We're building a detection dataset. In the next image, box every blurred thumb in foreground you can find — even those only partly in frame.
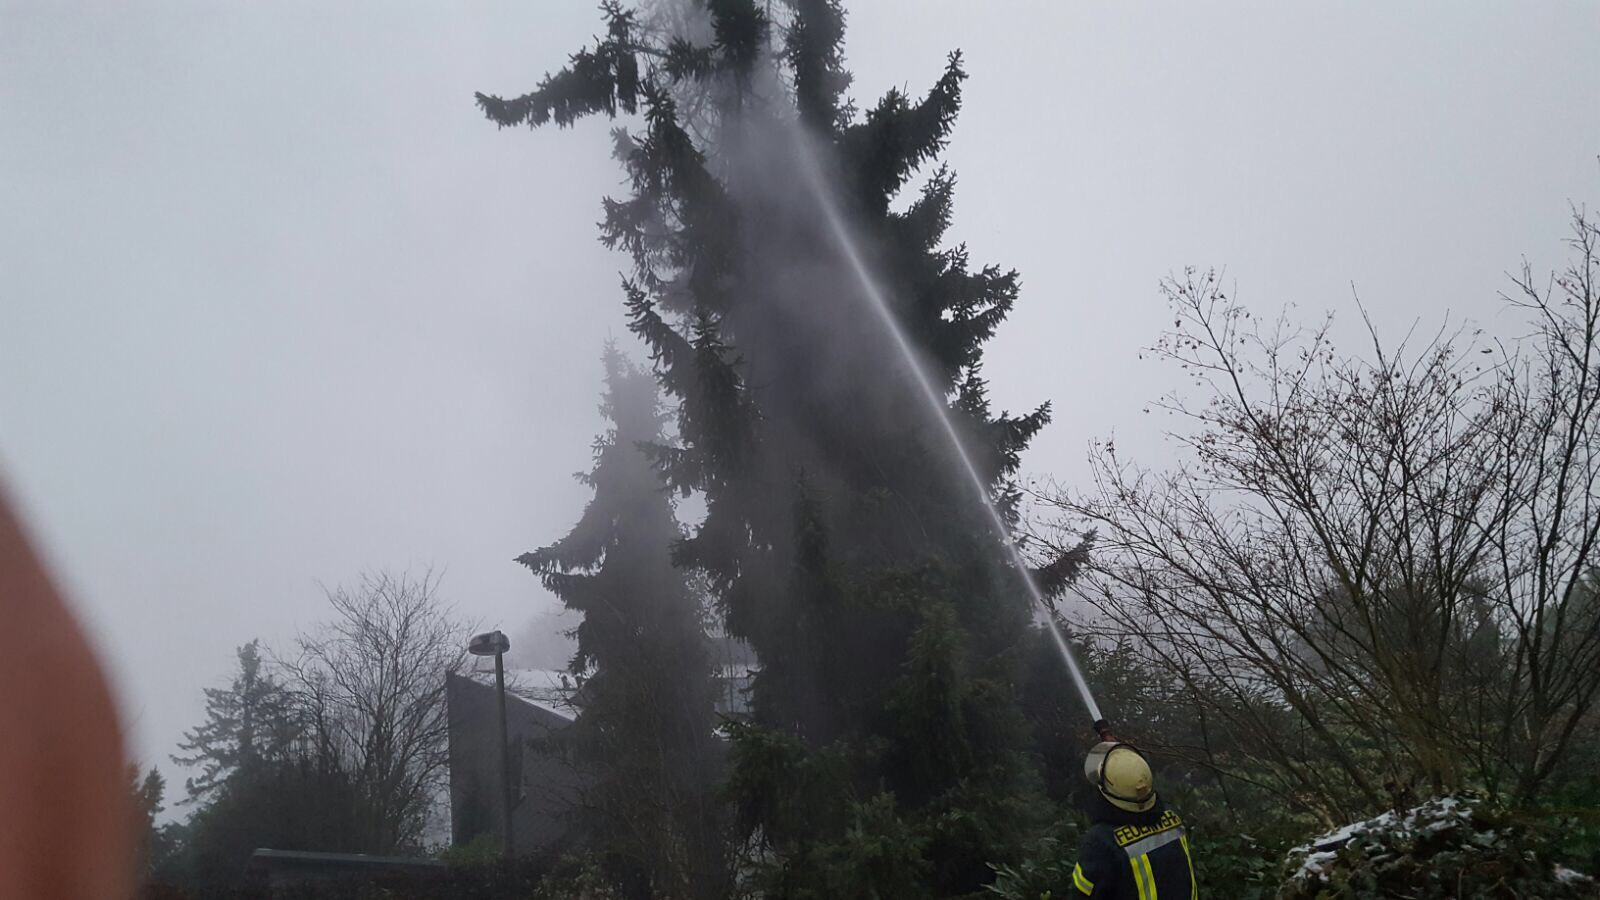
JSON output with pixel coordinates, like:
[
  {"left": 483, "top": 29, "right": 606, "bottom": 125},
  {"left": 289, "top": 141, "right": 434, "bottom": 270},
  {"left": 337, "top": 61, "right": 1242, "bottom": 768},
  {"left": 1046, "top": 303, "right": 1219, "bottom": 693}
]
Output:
[{"left": 0, "top": 487, "right": 133, "bottom": 900}]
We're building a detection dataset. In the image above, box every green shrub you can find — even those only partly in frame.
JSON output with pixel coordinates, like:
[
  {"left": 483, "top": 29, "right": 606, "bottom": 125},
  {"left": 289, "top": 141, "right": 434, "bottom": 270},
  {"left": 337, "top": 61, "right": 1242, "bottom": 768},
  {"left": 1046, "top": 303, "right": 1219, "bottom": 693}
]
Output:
[
  {"left": 1188, "top": 830, "right": 1280, "bottom": 900},
  {"left": 984, "top": 818, "right": 1084, "bottom": 900},
  {"left": 1526, "top": 810, "right": 1600, "bottom": 883},
  {"left": 436, "top": 833, "right": 502, "bottom": 867}
]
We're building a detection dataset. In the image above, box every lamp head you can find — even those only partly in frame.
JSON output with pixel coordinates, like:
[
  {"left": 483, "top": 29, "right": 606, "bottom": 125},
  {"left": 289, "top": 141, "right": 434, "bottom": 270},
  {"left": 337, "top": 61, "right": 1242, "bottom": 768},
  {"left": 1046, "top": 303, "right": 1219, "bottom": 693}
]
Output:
[{"left": 468, "top": 630, "right": 510, "bottom": 657}]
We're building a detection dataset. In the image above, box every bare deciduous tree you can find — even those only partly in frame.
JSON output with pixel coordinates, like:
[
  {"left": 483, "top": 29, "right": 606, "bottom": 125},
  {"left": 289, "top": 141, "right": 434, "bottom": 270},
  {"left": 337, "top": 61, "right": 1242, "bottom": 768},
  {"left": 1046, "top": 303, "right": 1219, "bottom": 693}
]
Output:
[
  {"left": 1040, "top": 207, "right": 1600, "bottom": 821},
  {"left": 280, "top": 569, "right": 470, "bottom": 852}
]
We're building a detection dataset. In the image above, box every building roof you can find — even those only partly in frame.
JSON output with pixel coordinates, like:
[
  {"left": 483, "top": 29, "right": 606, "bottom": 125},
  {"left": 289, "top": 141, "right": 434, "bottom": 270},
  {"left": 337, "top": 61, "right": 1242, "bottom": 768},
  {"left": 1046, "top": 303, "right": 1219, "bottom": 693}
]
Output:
[
  {"left": 458, "top": 667, "right": 577, "bottom": 722},
  {"left": 248, "top": 849, "right": 445, "bottom": 871}
]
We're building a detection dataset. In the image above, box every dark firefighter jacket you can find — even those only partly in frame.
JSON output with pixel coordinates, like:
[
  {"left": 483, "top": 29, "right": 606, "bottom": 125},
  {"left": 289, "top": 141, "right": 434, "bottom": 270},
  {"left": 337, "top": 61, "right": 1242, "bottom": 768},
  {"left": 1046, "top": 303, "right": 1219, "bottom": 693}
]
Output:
[{"left": 1070, "top": 794, "right": 1197, "bottom": 899}]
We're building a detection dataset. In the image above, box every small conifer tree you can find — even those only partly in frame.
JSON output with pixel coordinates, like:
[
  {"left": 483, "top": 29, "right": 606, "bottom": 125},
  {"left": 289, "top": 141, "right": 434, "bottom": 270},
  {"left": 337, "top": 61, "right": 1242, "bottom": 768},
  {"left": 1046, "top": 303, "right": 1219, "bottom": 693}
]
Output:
[{"left": 520, "top": 346, "right": 726, "bottom": 898}]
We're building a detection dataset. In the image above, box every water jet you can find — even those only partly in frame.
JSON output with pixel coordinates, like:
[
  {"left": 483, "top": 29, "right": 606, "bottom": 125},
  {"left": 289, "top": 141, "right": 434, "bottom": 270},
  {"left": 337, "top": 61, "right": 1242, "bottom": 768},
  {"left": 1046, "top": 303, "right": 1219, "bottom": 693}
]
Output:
[{"left": 789, "top": 133, "right": 1107, "bottom": 736}]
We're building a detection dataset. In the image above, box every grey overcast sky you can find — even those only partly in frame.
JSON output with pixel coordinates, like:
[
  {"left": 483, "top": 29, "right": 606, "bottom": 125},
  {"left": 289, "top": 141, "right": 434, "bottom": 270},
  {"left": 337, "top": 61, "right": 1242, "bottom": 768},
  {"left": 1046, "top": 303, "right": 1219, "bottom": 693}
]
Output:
[{"left": 4, "top": 2, "right": 1598, "bottom": 776}]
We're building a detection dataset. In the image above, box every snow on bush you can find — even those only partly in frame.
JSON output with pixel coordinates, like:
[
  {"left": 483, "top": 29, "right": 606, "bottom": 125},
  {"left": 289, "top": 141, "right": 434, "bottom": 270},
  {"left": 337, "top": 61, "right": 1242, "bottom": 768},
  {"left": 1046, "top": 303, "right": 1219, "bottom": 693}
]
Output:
[{"left": 1279, "top": 796, "right": 1597, "bottom": 899}]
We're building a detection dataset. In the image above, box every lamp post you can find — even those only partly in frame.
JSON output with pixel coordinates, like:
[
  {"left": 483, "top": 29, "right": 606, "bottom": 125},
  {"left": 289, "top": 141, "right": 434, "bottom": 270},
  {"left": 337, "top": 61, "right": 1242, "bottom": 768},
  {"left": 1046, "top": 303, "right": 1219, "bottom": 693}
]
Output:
[{"left": 468, "top": 630, "right": 513, "bottom": 858}]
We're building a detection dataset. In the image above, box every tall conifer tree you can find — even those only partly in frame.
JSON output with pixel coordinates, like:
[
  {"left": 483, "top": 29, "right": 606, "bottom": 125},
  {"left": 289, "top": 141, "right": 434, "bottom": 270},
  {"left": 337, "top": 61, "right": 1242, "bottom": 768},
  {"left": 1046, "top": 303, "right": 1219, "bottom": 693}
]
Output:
[
  {"left": 519, "top": 347, "right": 725, "bottom": 898},
  {"left": 483, "top": 3, "right": 1067, "bottom": 893}
]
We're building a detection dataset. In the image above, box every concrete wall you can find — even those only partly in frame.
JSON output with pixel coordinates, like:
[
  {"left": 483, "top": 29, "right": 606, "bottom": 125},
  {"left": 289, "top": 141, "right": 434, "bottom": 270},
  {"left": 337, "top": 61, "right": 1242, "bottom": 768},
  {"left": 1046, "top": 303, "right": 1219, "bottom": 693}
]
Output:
[{"left": 446, "top": 673, "right": 585, "bottom": 855}]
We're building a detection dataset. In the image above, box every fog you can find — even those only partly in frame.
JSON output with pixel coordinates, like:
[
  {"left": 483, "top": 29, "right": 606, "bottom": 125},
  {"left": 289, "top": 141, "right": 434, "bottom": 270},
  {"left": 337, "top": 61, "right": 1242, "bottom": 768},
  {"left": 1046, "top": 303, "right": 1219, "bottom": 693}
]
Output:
[{"left": 4, "top": 0, "right": 1598, "bottom": 790}]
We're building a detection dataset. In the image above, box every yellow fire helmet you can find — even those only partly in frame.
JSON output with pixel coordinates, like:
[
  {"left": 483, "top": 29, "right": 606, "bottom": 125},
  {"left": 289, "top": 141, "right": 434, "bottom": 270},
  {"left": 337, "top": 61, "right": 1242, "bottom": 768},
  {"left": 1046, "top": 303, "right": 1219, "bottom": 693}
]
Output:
[{"left": 1083, "top": 741, "right": 1157, "bottom": 813}]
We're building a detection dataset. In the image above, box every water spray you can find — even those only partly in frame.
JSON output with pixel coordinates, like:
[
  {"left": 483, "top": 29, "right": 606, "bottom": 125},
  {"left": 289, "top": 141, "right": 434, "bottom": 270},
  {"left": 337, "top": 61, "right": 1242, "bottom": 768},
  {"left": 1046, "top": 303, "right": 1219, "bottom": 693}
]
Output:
[{"left": 790, "top": 136, "right": 1109, "bottom": 740}]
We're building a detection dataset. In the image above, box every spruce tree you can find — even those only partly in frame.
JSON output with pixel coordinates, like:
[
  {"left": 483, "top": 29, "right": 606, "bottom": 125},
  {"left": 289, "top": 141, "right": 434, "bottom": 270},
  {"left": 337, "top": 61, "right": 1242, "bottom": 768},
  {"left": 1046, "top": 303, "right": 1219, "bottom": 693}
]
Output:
[
  {"left": 482, "top": 3, "right": 1065, "bottom": 893},
  {"left": 519, "top": 346, "right": 725, "bottom": 899},
  {"left": 172, "top": 640, "right": 299, "bottom": 802},
  {"left": 128, "top": 764, "right": 179, "bottom": 879}
]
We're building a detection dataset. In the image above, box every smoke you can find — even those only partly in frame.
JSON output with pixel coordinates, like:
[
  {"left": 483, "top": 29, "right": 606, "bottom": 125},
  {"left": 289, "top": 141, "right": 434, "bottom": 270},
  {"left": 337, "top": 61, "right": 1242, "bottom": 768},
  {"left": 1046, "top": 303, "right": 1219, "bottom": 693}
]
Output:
[
  {"left": 506, "top": 605, "right": 579, "bottom": 671},
  {"left": 697, "top": 109, "right": 996, "bottom": 579},
  {"left": 670, "top": 23, "right": 1102, "bottom": 720},
  {"left": 639, "top": 3, "right": 935, "bottom": 475}
]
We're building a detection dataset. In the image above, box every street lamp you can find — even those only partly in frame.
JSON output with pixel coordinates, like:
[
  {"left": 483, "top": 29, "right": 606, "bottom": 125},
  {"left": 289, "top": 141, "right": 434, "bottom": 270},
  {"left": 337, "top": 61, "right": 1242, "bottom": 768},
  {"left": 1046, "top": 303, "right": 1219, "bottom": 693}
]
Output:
[{"left": 468, "top": 630, "right": 513, "bottom": 858}]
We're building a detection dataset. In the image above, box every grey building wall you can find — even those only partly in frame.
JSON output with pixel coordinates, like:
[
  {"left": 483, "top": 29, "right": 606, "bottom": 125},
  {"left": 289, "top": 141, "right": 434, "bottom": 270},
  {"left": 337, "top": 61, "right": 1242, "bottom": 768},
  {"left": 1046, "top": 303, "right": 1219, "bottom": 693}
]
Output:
[{"left": 446, "top": 673, "right": 584, "bottom": 855}]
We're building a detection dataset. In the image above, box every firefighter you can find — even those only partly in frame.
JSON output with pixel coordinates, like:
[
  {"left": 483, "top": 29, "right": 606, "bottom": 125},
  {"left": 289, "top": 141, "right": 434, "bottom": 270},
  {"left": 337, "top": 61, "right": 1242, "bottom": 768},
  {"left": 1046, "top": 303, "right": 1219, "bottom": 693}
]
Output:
[{"left": 1070, "top": 741, "right": 1197, "bottom": 899}]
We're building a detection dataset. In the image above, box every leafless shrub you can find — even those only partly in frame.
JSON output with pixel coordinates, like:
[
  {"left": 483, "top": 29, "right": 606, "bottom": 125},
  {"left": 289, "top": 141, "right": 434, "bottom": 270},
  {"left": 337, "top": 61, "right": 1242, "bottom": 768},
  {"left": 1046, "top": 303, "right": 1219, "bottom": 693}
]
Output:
[
  {"left": 1039, "top": 207, "right": 1600, "bottom": 821},
  {"left": 279, "top": 569, "right": 471, "bottom": 851}
]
